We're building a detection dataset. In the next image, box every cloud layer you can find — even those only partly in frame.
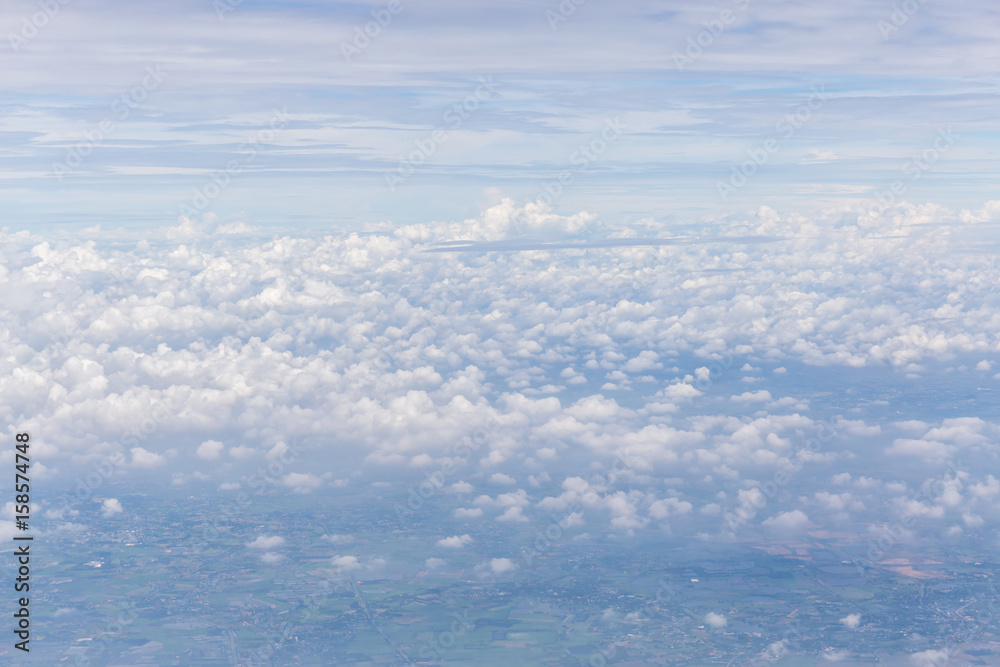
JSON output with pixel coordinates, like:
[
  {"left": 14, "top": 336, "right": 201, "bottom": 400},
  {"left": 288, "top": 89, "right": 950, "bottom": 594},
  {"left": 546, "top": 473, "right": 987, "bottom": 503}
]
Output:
[
  {"left": 1, "top": 1, "right": 997, "bottom": 226},
  {"left": 2, "top": 200, "right": 999, "bottom": 551}
]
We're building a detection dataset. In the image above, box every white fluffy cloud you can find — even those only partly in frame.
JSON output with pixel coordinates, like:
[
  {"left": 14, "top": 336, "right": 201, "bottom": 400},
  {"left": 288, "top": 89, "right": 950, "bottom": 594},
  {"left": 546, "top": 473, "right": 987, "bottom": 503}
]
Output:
[
  {"left": 1, "top": 201, "right": 998, "bottom": 547},
  {"left": 496, "top": 506, "right": 529, "bottom": 523},
  {"left": 331, "top": 555, "right": 361, "bottom": 571},
  {"left": 454, "top": 507, "right": 483, "bottom": 518},
  {"left": 101, "top": 498, "right": 123, "bottom": 517},
  {"left": 909, "top": 649, "right": 951, "bottom": 666},
  {"left": 705, "top": 612, "right": 727, "bottom": 628},
  {"left": 197, "top": 440, "right": 225, "bottom": 460},
  {"left": 247, "top": 535, "right": 285, "bottom": 549},
  {"left": 731, "top": 390, "right": 772, "bottom": 403},
  {"left": 486, "top": 558, "right": 516, "bottom": 574},
  {"left": 130, "top": 448, "right": 165, "bottom": 469},
  {"left": 437, "top": 534, "right": 473, "bottom": 548},
  {"left": 839, "top": 613, "right": 861, "bottom": 629},
  {"left": 762, "top": 510, "right": 810, "bottom": 533},
  {"left": 283, "top": 473, "right": 323, "bottom": 493}
]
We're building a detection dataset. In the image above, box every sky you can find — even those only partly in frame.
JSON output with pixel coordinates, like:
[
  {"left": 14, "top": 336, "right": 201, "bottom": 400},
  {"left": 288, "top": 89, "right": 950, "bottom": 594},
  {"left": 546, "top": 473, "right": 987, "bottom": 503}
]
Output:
[
  {"left": 1, "top": 0, "right": 1000, "bottom": 551},
  {"left": 0, "top": 0, "right": 997, "bottom": 230},
  {"left": 2, "top": 4, "right": 1000, "bottom": 662}
]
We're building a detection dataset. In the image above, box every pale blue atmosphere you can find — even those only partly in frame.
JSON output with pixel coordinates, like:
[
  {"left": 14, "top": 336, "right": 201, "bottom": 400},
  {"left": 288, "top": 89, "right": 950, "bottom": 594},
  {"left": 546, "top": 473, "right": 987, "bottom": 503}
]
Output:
[{"left": 1, "top": 0, "right": 997, "bottom": 229}]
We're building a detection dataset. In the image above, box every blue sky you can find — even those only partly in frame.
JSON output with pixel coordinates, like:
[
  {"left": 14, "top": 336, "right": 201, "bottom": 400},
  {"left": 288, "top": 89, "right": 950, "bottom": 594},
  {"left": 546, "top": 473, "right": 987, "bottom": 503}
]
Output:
[{"left": 1, "top": 0, "right": 997, "bottom": 231}]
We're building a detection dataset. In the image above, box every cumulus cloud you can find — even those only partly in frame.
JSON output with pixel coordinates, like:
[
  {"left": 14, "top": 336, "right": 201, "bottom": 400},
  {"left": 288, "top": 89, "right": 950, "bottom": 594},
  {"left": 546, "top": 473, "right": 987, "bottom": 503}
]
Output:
[
  {"left": 331, "top": 555, "right": 361, "bottom": 571},
  {"left": 731, "top": 390, "right": 772, "bottom": 403},
  {"left": 496, "top": 506, "right": 529, "bottom": 522},
  {"left": 705, "top": 612, "right": 727, "bottom": 628},
  {"left": 130, "top": 448, "right": 165, "bottom": 469},
  {"left": 454, "top": 507, "right": 483, "bottom": 518},
  {"left": 909, "top": 649, "right": 950, "bottom": 666},
  {"left": 839, "top": 613, "right": 861, "bottom": 629},
  {"left": 197, "top": 440, "right": 225, "bottom": 460},
  {"left": 887, "top": 439, "right": 953, "bottom": 461},
  {"left": 228, "top": 446, "right": 255, "bottom": 460},
  {"left": 44, "top": 506, "right": 77, "bottom": 521},
  {"left": 649, "top": 497, "right": 693, "bottom": 519},
  {"left": 1, "top": 202, "right": 999, "bottom": 551},
  {"left": 282, "top": 473, "right": 323, "bottom": 493},
  {"left": 762, "top": 510, "right": 810, "bottom": 533},
  {"left": 101, "top": 498, "right": 123, "bottom": 517},
  {"left": 437, "top": 534, "right": 473, "bottom": 548},
  {"left": 247, "top": 535, "right": 285, "bottom": 549},
  {"left": 486, "top": 558, "right": 515, "bottom": 574}
]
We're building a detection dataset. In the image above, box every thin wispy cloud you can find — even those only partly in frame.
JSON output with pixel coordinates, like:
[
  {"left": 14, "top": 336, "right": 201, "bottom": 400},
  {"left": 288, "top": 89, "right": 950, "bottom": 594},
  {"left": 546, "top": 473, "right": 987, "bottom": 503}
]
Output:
[{"left": 0, "top": 0, "right": 995, "bottom": 228}]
